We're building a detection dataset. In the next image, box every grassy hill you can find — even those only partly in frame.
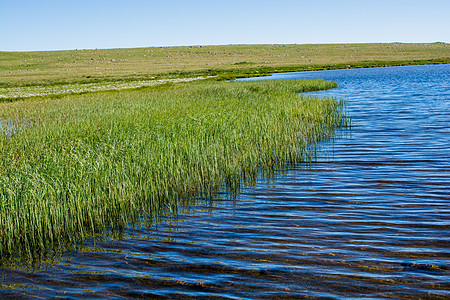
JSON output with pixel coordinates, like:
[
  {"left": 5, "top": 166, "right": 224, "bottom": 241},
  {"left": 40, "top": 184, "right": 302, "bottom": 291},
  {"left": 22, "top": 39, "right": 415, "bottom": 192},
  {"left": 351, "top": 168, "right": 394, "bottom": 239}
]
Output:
[{"left": 1, "top": 43, "right": 449, "bottom": 88}]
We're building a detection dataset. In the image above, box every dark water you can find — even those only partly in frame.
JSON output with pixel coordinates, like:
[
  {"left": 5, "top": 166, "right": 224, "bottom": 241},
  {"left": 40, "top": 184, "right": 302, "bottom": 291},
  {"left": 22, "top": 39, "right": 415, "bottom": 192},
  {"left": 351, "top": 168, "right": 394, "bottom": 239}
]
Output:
[{"left": 1, "top": 64, "right": 449, "bottom": 299}]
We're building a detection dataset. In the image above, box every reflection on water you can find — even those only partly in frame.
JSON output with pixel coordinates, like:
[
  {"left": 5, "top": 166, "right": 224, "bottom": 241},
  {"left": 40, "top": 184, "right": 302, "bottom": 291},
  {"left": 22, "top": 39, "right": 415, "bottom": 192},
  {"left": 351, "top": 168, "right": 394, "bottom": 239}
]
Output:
[
  {"left": 0, "top": 119, "right": 25, "bottom": 135},
  {"left": 1, "top": 64, "right": 449, "bottom": 299},
  {"left": 0, "top": 120, "right": 12, "bottom": 135}
]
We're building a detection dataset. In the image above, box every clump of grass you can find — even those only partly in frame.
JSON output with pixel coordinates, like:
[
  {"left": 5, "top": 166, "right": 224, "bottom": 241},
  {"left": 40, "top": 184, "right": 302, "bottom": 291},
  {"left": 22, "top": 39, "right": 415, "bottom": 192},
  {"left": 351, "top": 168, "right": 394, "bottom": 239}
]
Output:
[{"left": 0, "top": 78, "right": 346, "bottom": 261}]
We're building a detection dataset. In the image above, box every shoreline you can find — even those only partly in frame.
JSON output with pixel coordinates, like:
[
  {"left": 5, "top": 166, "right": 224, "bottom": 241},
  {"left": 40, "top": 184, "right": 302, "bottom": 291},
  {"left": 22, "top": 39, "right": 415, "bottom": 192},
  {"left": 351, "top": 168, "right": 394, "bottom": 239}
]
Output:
[
  {"left": 0, "top": 79, "right": 346, "bottom": 260},
  {"left": 215, "top": 59, "right": 450, "bottom": 80},
  {"left": 1, "top": 61, "right": 449, "bottom": 101},
  {"left": 2, "top": 43, "right": 449, "bottom": 91}
]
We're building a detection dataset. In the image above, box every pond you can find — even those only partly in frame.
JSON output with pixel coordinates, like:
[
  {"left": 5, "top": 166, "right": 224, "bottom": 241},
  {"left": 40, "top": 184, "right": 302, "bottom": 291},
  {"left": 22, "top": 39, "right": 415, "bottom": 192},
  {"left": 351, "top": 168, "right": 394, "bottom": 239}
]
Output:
[{"left": 1, "top": 64, "right": 449, "bottom": 299}]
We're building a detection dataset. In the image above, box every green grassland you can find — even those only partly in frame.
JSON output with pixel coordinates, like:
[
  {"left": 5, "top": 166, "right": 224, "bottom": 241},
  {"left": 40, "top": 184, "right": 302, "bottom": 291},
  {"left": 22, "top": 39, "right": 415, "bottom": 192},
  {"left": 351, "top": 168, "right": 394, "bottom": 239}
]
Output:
[
  {"left": 0, "top": 78, "right": 345, "bottom": 259},
  {"left": 1, "top": 43, "right": 449, "bottom": 88}
]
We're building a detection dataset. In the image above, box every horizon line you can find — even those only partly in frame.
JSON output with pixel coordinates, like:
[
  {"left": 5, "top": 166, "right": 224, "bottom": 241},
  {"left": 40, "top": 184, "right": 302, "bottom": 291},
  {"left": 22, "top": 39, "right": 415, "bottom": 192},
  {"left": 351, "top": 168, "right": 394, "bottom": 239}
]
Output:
[{"left": 2, "top": 41, "right": 449, "bottom": 53}]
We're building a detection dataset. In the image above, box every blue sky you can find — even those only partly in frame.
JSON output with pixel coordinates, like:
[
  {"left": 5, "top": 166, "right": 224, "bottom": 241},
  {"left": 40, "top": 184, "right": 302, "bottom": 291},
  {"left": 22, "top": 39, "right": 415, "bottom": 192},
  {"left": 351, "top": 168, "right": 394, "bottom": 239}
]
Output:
[{"left": 1, "top": 0, "right": 449, "bottom": 51}]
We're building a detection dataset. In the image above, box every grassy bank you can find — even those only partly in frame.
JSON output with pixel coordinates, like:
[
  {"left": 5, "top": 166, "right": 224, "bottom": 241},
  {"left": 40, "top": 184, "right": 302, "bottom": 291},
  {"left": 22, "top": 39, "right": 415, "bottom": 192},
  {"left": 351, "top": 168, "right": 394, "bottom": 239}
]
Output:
[
  {"left": 0, "top": 76, "right": 212, "bottom": 101},
  {"left": 1, "top": 43, "right": 449, "bottom": 88},
  {"left": 0, "top": 79, "right": 346, "bottom": 260}
]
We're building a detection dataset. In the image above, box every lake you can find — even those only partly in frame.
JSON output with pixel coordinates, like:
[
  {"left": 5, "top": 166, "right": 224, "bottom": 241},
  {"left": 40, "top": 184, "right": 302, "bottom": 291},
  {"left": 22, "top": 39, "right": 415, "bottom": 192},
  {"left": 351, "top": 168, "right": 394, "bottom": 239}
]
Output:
[{"left": 1, "top": 64, "right": 449, "bottom": 299}]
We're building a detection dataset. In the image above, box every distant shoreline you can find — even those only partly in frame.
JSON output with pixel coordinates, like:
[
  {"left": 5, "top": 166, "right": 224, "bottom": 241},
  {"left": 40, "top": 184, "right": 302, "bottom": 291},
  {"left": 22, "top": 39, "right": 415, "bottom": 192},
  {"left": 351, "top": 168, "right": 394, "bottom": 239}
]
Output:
[
  {"left": 226, "top": 59, "right": 450, "bottom": 80},
  {"left": 1, "top": 43, "right": 448, "bottom": 90},
  {"left": 1, "top": 61, "right": 448, "bottom": 102}
]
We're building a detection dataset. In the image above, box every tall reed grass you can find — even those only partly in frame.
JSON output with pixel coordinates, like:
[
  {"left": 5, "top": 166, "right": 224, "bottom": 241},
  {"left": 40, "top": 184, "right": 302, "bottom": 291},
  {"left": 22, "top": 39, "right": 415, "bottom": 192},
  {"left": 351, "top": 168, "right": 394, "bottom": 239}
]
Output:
[{"left": 0, "top": 79, "right": 346, "bottom": 260}]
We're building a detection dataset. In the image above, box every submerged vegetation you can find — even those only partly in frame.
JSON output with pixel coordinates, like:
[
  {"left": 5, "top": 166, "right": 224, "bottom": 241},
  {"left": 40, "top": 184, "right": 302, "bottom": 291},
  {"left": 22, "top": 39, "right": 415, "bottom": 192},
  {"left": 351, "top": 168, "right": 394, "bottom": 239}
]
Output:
[{"left": 0, "top": 79, "right": 346, "bottom": 260}]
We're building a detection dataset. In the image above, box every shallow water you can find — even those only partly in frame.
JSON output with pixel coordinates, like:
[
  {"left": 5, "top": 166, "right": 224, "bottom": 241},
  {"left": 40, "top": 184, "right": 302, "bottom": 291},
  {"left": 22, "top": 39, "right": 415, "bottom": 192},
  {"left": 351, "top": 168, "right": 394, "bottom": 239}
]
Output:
[
  {"left": 0, "top": 120, "right": 12, "bottom": 134},
  {"left": 1, "top": 64, "right": 449, "bottom": 299},
  {"left": 0, "top": 119, "right": 23, "bottom": 135}
]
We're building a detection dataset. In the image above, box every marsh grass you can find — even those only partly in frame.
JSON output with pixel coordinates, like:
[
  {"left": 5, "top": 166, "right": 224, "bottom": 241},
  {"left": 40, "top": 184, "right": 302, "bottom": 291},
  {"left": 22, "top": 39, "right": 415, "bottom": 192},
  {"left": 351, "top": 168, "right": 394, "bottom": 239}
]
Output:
[{"left": 0, "top": 79, "right": 346, "bottom": 261}]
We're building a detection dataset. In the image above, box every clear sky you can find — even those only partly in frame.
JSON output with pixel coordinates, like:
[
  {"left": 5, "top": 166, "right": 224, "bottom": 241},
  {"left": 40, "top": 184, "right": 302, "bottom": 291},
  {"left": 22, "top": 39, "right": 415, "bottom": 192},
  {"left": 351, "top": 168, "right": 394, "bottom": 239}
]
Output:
[{"left": 1, "top": 0, "right": 449, "bottom": 51}]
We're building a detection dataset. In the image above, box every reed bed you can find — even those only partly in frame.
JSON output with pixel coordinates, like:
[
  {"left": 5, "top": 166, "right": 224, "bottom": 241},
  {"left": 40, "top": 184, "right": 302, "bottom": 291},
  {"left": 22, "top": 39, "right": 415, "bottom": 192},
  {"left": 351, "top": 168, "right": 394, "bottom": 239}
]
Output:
[{"left": 0, "top": 78, "right": 346, "bottom": 260}]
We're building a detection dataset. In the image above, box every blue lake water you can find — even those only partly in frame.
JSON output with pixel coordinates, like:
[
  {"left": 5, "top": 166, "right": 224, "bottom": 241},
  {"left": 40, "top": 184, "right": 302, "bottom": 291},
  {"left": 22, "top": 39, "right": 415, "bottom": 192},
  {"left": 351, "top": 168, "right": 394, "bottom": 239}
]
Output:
[{"left": 1, "top": 64, "right": 449, "bottom": 299}]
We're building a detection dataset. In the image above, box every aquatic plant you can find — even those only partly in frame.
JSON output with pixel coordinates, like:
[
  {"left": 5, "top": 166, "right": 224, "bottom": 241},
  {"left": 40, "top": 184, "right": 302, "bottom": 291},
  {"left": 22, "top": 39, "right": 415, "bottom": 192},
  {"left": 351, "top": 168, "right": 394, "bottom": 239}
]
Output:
[{"left": 0, "top": 78, "right": 346, "bottom": 260}]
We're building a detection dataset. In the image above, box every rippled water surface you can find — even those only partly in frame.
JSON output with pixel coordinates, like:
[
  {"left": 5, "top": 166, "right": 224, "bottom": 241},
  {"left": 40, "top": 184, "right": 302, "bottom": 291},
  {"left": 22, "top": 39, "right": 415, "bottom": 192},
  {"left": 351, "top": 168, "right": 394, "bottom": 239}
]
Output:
[{"left": 1, "top": 64, "right": 449, "bottom": 299}]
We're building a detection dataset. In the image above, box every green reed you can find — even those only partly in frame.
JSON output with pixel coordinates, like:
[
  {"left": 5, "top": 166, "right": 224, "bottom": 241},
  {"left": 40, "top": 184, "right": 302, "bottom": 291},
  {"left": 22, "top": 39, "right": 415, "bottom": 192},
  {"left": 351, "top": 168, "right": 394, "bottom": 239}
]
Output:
[{"left": 0, "top": 78, "right": 346, "bottom": 260}]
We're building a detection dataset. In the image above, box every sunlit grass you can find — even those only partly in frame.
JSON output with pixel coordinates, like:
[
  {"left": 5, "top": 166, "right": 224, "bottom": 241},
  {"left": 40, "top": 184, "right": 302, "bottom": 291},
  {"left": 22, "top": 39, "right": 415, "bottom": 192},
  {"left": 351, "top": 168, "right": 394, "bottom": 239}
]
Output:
[
  {"left": 0, "top": 78, "right": 346, "bottom": 260},
  {"left": 1, "top": 43, "right": 448, "bottom": 88},
  {"left": 0, "top": 76, "right": 211, "bottom": 100}
]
